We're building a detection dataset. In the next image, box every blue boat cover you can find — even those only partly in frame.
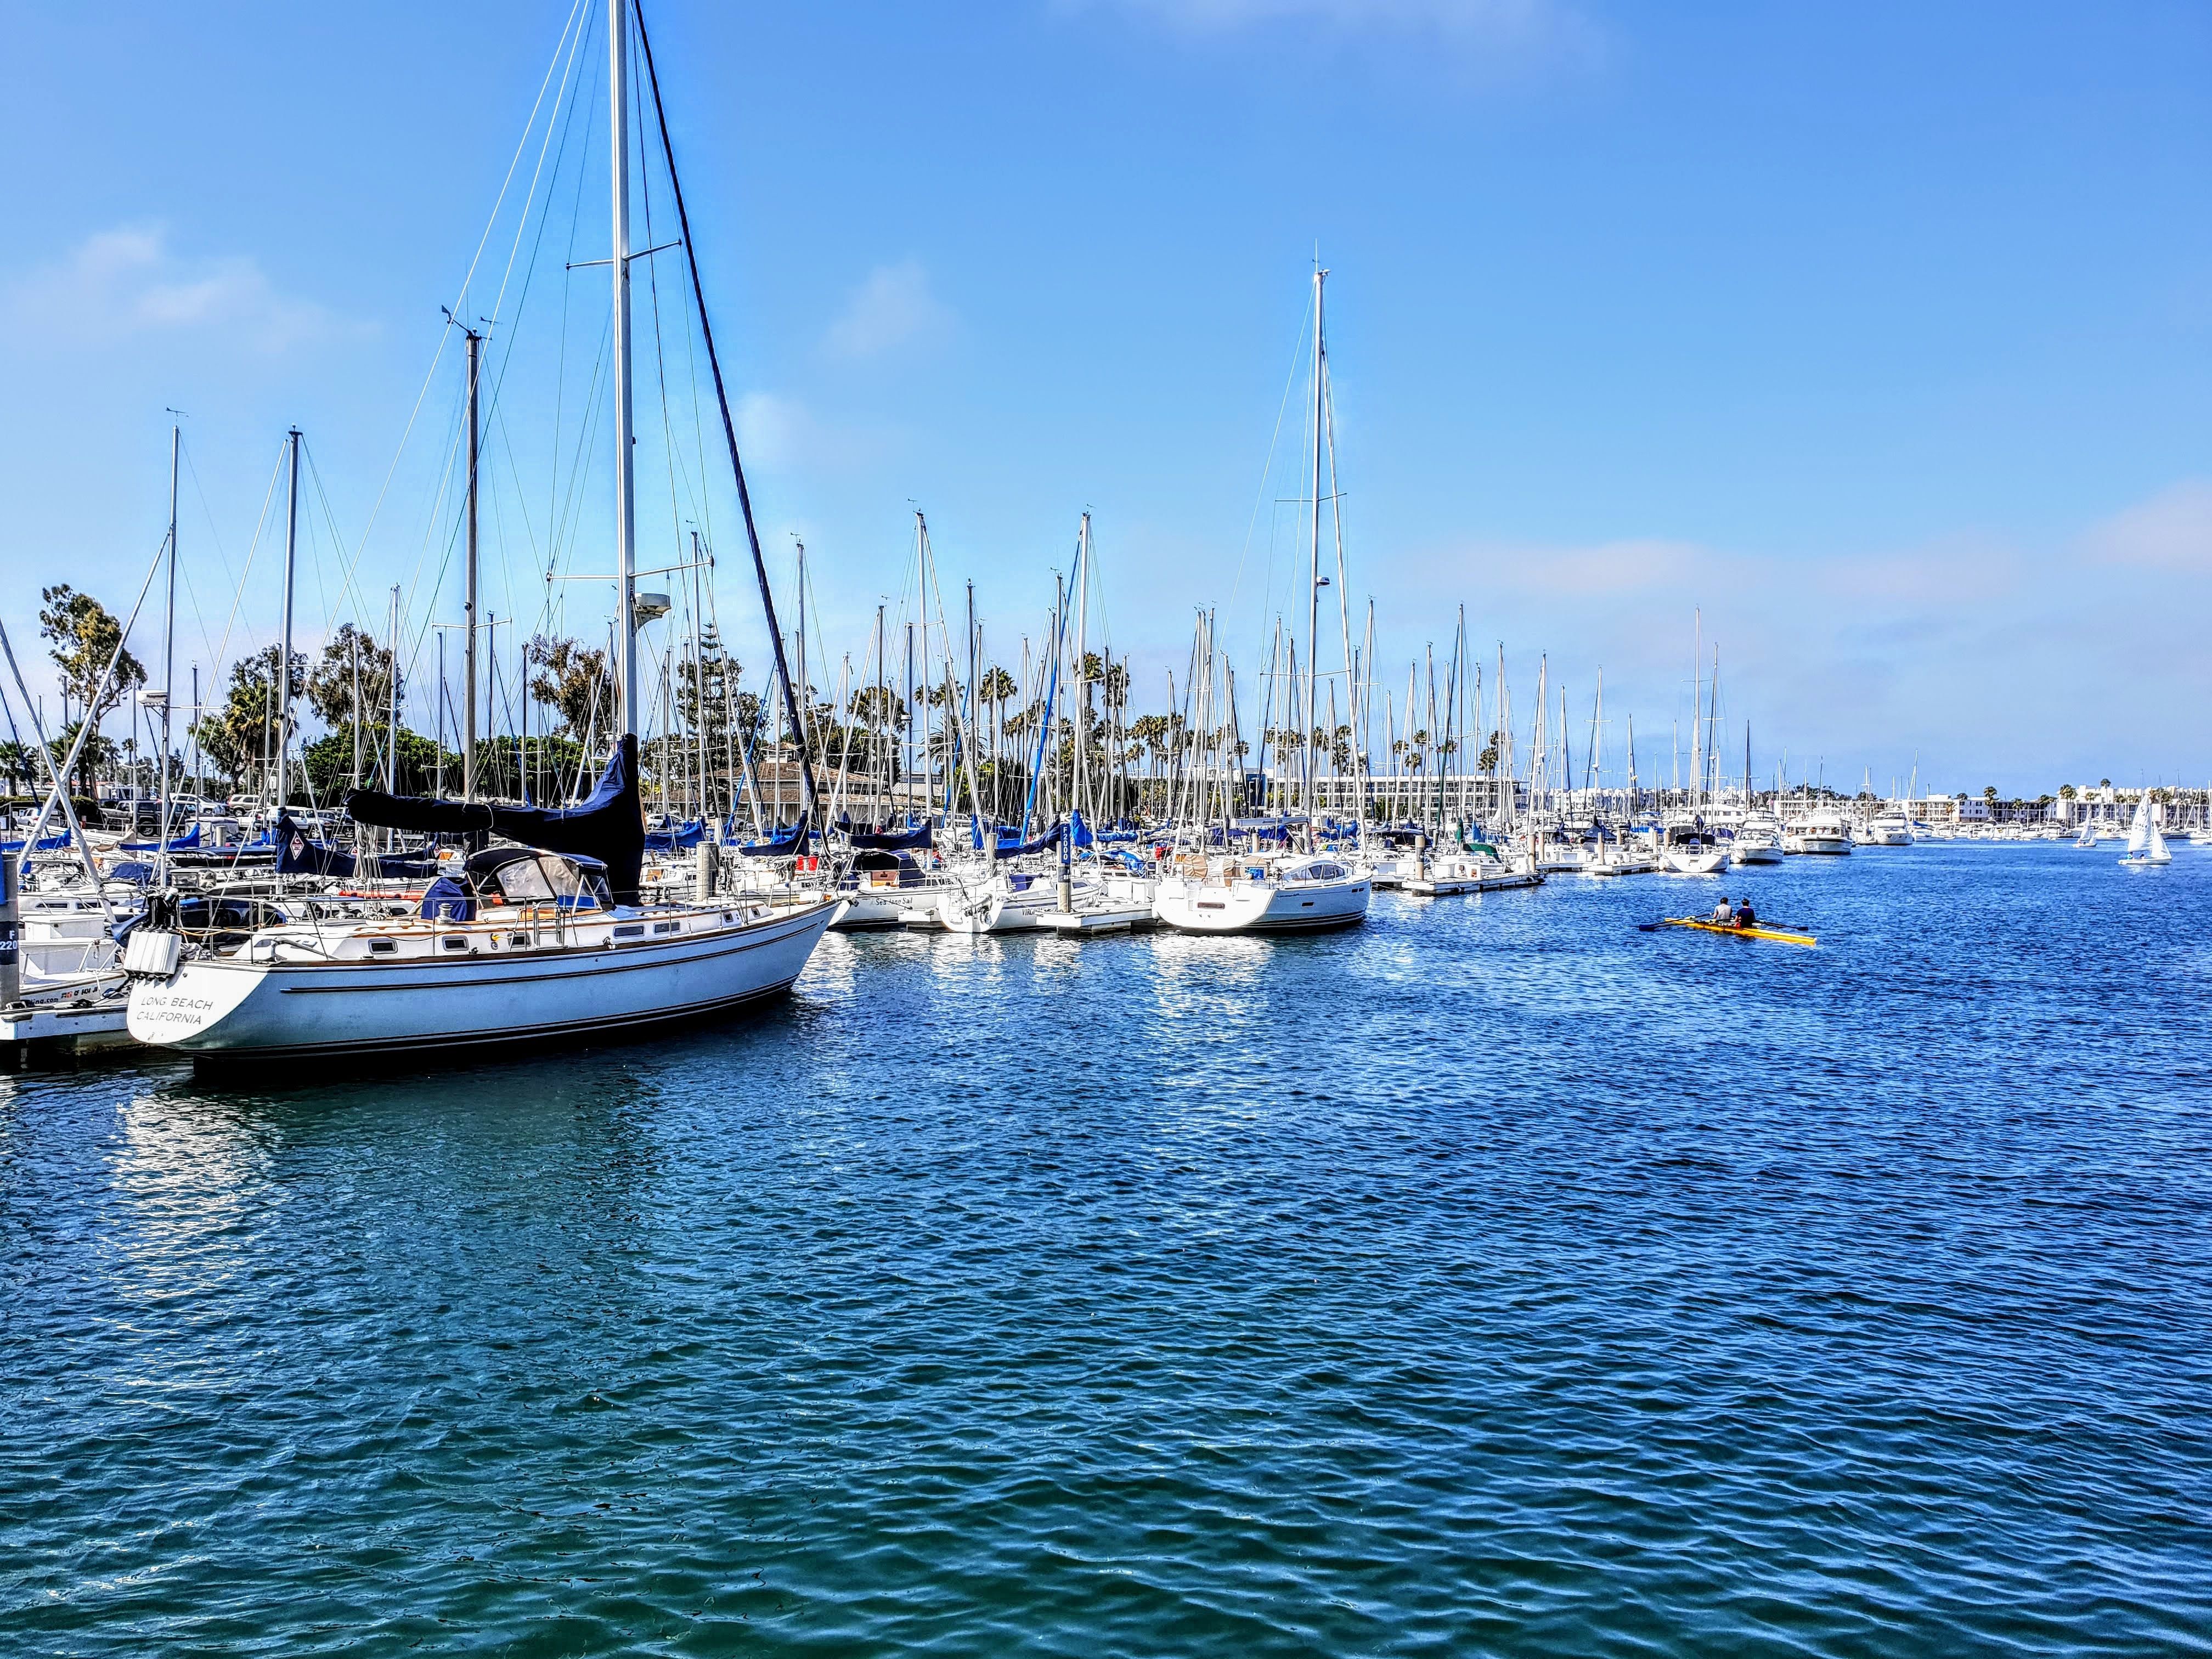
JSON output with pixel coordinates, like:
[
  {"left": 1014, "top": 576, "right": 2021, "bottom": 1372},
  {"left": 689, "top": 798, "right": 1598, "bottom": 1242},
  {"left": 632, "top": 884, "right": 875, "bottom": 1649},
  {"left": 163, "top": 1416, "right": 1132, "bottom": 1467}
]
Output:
[
  {"left": 418, "top": 876, "right": 475, "bottom": 922},
  {"left": 109, "top": 861, "right": 156, "bottom": 885},
  {"left": 644, "top": 819, "right": 707, "bottom": 851},
  {"left": 737, "top": 808, "right": 811, "bottom": 859},
  {"left": 993, "top": 820, "right": 1063, "bottom": 857},
  {"left": 120, "top": 824, "right": 202, "bottom": 853},
  {"left": 849, "top": 821, "right": 933, "bottom": 852},
  {"left": 274, "top": 814, "right": 357, "bottom": 877},
  {"left": 344, "top": 735, "right": 648, "bottom": 905},
  {"left": 0, "top": 831, "right": 70, "bottom": 853}
]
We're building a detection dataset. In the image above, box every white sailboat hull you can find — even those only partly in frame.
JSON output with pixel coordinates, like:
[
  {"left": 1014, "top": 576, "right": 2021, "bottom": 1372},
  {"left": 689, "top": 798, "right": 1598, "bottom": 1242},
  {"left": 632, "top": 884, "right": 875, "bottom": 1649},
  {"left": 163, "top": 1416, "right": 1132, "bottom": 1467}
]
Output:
[
  {"left": 934, "top": 873, "right": 1082, "bottom": 934},
  {"left": 832, "top": 880, "right": 960, "bottom": 930},
  {"left": 1153, "top": 874, "right": 1370, "bottom": 933},
  {"left": 126, "top": 901, "right": 836, "bottom": 1063}
]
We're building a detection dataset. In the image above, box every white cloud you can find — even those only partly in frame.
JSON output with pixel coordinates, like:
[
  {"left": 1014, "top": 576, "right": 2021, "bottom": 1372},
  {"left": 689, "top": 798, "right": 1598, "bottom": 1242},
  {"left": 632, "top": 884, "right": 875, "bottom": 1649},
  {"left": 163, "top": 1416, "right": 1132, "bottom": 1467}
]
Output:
[
  {"left": 736, "top": 391, "right": 895, "bottom": 476},
  {"left": 1071, "top": 0, "right": 1606, "bottom": 69},
  {"left": 736, "top": 392, "right": 819, "bottom": 471},
  {"left": 1509, "top": 537, "right": 1708, "bottom": 596},
  {"left": 2082, "top": 479, "right": 2212, "bottom": 572},
  {"left": 823, "top": 259, "right": 953, "bottom": 360},
  {"left": 1, "top": 224, "right": 343, "bottom": 352}
]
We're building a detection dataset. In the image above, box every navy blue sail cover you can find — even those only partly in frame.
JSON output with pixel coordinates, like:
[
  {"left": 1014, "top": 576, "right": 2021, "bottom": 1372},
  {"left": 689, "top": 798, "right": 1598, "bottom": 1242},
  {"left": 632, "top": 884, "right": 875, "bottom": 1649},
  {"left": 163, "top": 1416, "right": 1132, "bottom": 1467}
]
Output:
[
  {"left": 644, "top": 818, "right": 707, "bottom": 851},
  {"left": 990, "top": 820, "right": 1063, "bottom": 857},
  {"left": 273, "top": 815, "right": 444, "bottom": 881},
  {"left": 736, "top": 808, "right": 811, "bottom": 859},
  {"left": 849, "top": 821, "right": 932, "bottom": 852},
  {"left": 274, "top": 814, "right": 357, "bottom": 876},
  {"left": 344, "top": 734, "right": 647, "bottom": 905}
]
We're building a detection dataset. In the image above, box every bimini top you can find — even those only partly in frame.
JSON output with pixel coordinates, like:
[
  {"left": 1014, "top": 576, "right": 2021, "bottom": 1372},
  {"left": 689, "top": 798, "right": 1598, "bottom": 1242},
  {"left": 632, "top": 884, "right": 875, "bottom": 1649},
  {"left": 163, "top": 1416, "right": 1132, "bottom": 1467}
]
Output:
[
  {"left": 346, "top": 735, "right": 646, "bottom": 904},
  {"left": 464, "top": 844, "right": 613, "bottom": 910}
]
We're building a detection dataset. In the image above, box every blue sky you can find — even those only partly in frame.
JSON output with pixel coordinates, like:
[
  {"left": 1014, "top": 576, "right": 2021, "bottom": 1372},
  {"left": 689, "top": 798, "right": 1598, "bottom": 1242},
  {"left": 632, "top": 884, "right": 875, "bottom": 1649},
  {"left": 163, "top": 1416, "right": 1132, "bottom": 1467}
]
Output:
[{"left": 2, "top": 0, "right": 2207, "bottom": 794}]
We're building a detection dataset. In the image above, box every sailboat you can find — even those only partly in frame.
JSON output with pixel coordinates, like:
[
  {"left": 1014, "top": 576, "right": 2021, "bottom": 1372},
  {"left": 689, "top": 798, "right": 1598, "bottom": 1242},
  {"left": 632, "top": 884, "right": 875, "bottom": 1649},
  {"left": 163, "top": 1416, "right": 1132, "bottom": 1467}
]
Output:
[
  {"left": 1154, "top": 267, "right": 1370, "bottom": 936},
  {"left": 124, "top": 0, "right": 837, "bottom": 1063},
  {"left": 2117, "top": 794, "right": 2171, "bottom": 868}
]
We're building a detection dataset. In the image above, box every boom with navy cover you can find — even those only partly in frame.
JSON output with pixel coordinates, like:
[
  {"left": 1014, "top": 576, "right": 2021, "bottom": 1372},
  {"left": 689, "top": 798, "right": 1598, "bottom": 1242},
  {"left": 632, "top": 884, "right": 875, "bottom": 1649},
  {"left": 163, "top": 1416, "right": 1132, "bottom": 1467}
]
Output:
[
  {"left": 848, "top": 821, "right": 932, "bottom": 852},
  {"left": 344, "top": 734, "right": 647, "bottom": 905}
]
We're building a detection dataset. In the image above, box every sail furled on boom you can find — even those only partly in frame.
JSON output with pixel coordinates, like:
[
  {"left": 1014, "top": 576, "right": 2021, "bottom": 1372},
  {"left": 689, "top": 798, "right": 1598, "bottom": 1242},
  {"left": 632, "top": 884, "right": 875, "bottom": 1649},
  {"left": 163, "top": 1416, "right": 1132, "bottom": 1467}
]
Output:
[{"left": 345, "top": 735, "right": 647, "bottom": 905}]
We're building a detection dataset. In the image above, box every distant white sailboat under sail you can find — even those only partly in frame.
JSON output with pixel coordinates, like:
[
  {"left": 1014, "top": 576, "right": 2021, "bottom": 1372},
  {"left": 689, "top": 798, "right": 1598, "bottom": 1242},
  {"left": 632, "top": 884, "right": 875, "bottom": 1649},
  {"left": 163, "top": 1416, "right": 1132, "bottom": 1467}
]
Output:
[{"left": 2117, "top": 794, "right": 2171, "bottom": 868}]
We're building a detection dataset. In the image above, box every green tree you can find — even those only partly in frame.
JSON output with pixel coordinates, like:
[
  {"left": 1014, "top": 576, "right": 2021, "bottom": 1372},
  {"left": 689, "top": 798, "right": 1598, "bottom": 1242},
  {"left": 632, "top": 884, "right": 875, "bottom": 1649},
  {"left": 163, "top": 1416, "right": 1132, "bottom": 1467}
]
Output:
[
  {"left": 38, "top": 584, "right": 145, "bottom": 794},
  {"left": 190, "top": 646, "right": 307, "bottom": 793},
  {"left": 306, "top": 623, "right": 403, "bottom": 729},
  {"left": 48, "top": 722, "right": 117, "bottom": 793},
  {"left": 305, "top": 726, "right": 456, "bottom": 801},
  {"left": 848, "top": 685, "right": 907, "bottom": 731},
  {"left": 668, "top": 627, "right": 740, "bottom": 752},
  {"left": 0, "top": 739, "right": 33, "bottom": 795},
  {"left": 527, "top": 635, "right": 616, "bottom": 742}
]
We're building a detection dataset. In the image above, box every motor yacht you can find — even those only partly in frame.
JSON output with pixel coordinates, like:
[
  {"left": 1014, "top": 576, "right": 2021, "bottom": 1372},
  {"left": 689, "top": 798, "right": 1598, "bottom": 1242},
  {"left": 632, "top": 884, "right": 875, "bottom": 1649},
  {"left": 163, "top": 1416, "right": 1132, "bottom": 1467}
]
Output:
[
  {"left": 1784, "top": 807, "right": 1854, "bottom": 855},
  {"left": 1729, "top": 814, "right": 1786, "bottom": 865}
]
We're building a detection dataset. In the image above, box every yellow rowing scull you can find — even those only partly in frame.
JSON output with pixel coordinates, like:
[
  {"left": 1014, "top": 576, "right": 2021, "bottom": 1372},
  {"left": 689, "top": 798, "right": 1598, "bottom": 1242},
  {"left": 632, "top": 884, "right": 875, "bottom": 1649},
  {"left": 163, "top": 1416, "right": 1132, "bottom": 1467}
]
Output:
[{"left": 1660, "top": 917, "right": 1818, "bottom": 948}]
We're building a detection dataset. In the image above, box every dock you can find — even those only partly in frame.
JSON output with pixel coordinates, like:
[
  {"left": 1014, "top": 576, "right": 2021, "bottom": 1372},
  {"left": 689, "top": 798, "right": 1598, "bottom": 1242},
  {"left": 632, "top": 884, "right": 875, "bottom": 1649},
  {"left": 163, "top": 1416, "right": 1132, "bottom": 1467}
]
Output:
[
  {"left": 1039, "top": 905, "right": 1157, "bottom": 934},
  {"left": 3, "top": 994, "right": 140, "bottom": 1066}
]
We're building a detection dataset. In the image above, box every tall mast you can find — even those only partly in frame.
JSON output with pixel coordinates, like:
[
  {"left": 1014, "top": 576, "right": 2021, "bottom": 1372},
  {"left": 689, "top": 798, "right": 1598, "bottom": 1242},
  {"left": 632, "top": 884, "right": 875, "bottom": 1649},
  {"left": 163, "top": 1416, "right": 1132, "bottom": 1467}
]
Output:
[
  {"left": 388, "top": 584, "right": 402, "bottom": 791},
  {"left": 159, "top": 419, "right": 178, "bottom": 869},
  {"left": 794, "top": 538, "right": 809, "bottom": 766},
  {"left": 464, "top": 324, "right": 481, "bottom": 798},
  {"left": 874, "top": 602, "right": 886, "bottom": 819},
  {"left": 275, "top": 427, "right": 300, "bottom": 812},
  {"left": 1690, "top": 608, "right": 1702, "bottom": 811},
  {"left": 1305, "top": 266, "right": 1327, "bottom": 818},
  {"left": 1074, "top": 511, "right": 1091, "bottom": 827},
  {"left": 1592, "top": 669, "right": 1603, "bottom": 799},
  {"left": 609, "top": 0, "right": 639, "bottom": 736},
  {"left": 351, "top": 629, "right": 363, "bottom": 788},
  {"left": 1708, "top": 645, "right": 1721, "bottom": 803}
]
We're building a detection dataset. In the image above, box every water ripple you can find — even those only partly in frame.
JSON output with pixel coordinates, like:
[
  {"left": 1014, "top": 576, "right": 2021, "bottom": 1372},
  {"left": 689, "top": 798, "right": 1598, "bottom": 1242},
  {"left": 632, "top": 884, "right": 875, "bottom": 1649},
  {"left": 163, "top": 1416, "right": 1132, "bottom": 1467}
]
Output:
[{"left": 2, "top": 845, "right": 2209, "bottom": 1653}]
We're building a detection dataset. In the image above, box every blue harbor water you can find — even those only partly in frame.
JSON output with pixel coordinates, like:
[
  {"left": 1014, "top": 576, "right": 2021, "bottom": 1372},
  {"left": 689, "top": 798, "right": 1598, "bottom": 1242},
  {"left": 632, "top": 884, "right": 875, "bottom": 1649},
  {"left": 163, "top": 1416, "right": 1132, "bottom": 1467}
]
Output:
[{"left": 4, "top": 844, "right": 2209, "bottom": 1655}]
